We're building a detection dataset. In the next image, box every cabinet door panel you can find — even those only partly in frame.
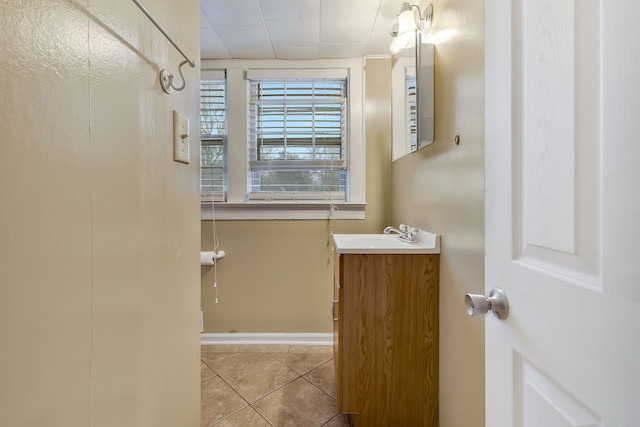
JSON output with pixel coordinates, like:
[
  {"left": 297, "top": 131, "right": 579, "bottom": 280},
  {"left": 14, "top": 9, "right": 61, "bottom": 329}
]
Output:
[{"left": 337, "top": 253, "right": 439, "bottom": 425}]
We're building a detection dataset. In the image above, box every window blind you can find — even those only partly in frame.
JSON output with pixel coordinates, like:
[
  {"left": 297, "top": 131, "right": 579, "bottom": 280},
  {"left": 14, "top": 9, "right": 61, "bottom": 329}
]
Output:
[
  {"left": 406, "top": 73, "right": 417, "bottom": 152},
  {"left": 200, "top": 78, "right": 226, "bottom": 202},
  {"left": 247, "top": 78, "right": 347, "bottom": 200}
]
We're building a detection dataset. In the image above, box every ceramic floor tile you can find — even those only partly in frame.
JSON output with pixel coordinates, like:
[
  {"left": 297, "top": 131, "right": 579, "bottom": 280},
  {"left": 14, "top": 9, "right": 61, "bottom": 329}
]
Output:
[
  {"left": 201, "top": 352, "right": 269, "bottom": 375},
  {"left": 289, "top": 345, "right": 333, "bottom": 354},
  {"left": 322, "top": 413, "right": 351, "bottom": 426},
  {"left": 217, "top": 353, "right": 299, "bottom": 403},
  {"left": 303, "top": 360, "right": 337, "bottom": 398},
  {"left": 201, "top": 376, "right": 248, "bottom": 427},
  {"left": 201, "top": 360, "right": 217, "bottom": 382},
  {"left": 253, "top": 377, "right": 340, "bottom": 427},
  {"left": 239, "top": 344, "right": 290, "bottom": 353},
  {"left": 213, "top": 406, "right": 271, "bottom": 427},
  {"left": 272, "top": 352, "right": 333, "bottom": 375},
  {"left": 202, "top": 345, "right": 241, "bottom": 354}
]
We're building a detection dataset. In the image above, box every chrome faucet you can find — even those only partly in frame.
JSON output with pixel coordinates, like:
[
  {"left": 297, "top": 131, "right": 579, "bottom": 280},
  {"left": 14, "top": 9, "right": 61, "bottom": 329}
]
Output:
[{"left": 383, "top": 224, "right": 418, "bottom": 243}]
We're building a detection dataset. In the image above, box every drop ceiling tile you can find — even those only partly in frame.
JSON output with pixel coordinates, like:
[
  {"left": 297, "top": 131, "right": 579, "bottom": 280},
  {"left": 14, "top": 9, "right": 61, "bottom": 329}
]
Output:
[
  {"left": 213, "top": 25, "right": 272, "bottom": 51},
  {"left": 201, "top": 0, "right": 263, "bottom": 26},
  {"left": 319, "top": 43, "right": 367, "bottom": 58},
  {"left": 365, "top": 32, "right": 394, "bottom": 56},
  {"left": 321, "top": 0, "right": 382, "bottom": 13},
  {"left": 320, "top": 0, "right": 381, "bottom": 24},
  {"left": 259, "top": 0, "right": 320, "bottom": 21},
  {"left": 200, "top": 8, "right": 213, "bottom": 29},
  {"left": 319, "top": 0, "right": 380, "bottom": 45},
  {"left": 266, "top": 19, "right": 319, "bottom": 47},
  {"left": 370, "top": 5, "right": 401, "bottom": 34},
  {"left": 320, "top": 18, "right": 376, "bottom": 45},
  {"left": 227, "top": 48, "right": 276, "bottom": 59},
  {"left": 273, "top": 46, "right": 320, "bottom": 60},
  {"left": 200, "top": 28, "right": 231, "bottom": 59},
  {"left": 198, "top": 0, "right": 403, "bottom": 59},
  {"left": 201, "top": 49, "right": 232, "bottom": 60}
]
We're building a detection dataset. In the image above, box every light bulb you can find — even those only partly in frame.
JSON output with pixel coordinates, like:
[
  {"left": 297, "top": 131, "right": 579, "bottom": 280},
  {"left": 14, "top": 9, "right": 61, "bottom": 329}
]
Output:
[
  {"left": 397, "top": 9, "right": 417, "bottom": 34},
  {"left": 390, "top": 3, "right": 418, "bottom": 55},
  {"left": 390, "top": 30, "right": 416, "bottom": 55}
]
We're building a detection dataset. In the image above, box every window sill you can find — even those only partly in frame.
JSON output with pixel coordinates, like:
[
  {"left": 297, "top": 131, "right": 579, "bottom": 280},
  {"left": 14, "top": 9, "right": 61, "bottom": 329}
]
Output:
[{"left": 200, "top": 201, "right": 366, "bottom": 220}]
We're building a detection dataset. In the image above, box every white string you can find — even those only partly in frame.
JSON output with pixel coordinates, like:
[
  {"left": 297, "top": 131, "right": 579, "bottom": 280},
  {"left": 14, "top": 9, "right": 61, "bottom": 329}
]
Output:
[
  {"left": 213, "top": 262, "right": 218, "bottom": 304},
  {"left": 210, "top": 200, "right": 219, "bottom": 304},
  {"left": 211, "top": 200, "right": 219, "bottom": 251},
  {"left": 325, "top": 107, "right": 340, "bottom": 266}
]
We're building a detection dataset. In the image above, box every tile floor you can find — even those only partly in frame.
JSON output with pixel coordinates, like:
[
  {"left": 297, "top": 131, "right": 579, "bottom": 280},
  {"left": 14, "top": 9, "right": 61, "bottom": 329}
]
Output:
[{"left": 201, "top": 344, "right": 351, "bottom": 427}]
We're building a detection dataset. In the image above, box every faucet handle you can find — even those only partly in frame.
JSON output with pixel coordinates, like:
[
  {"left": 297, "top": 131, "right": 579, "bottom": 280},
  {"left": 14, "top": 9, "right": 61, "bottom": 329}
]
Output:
[
  {"left": 406, "top": 226, "right": 418, "bottom": 240},
  {"left": 396, "top": 224, "right": 418, "bottom": 241}
]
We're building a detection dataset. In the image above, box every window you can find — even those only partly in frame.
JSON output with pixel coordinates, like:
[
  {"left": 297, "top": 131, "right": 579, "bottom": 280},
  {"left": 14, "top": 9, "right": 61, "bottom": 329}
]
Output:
[
  {"left": 200, "top": 60, "right": 365, "bottom": 220},
  {"left": 247, "top": 78, "right": 347, "bottom": 201},
  {"left": 406, "top": 73, "right": 417, "bottom": 152},
  {"left": 200, "top": 71, "right": 226, "bottom": 202},
  {"left": 392, "top": 59, "right": 417, "bottom": 161}
]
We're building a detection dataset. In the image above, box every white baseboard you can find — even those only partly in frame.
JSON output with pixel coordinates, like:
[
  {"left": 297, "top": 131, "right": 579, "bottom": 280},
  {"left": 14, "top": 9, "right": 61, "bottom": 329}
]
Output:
[{"left": 200, "top": 332, "right": 333, "bottom": 346}]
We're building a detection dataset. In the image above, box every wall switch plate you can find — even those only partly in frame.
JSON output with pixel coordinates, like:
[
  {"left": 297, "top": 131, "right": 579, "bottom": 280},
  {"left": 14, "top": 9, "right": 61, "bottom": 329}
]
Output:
[{"left": 173, "top": 110, "right": 189, "bottom": 164}]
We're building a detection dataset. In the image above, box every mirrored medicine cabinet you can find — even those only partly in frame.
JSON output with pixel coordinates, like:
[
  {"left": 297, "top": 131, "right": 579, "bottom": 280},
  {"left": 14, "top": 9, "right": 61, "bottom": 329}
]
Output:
[{"left": 391, "top": 32, "right": 434, "bottom": 160}]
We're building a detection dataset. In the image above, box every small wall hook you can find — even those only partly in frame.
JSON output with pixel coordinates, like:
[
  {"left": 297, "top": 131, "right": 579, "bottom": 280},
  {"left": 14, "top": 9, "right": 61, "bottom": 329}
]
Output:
[
  {"left": 160, "top": 59, "right": 192, "bottom": 94},
  {"left": 132, "top": 0, "right": 196, "bottom": 94}
]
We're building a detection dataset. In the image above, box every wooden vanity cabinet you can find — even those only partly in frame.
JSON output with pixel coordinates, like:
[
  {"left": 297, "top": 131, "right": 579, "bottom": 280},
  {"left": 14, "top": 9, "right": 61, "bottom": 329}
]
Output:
[{"left": 333, "top": 252, "right": 440, "bottom": 427}]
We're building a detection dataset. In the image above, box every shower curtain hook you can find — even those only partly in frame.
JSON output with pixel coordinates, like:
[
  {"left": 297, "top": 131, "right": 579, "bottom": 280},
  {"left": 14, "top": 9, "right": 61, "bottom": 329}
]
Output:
[{"left": 160, "top": 59, "right": 192, "bottom": 94}]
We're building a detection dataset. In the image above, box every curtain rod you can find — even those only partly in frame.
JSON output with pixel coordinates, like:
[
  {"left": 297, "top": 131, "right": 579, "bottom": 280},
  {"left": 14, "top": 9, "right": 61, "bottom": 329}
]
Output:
[{"left": 131, "top": 0, "right": 196, "bottom": 93}]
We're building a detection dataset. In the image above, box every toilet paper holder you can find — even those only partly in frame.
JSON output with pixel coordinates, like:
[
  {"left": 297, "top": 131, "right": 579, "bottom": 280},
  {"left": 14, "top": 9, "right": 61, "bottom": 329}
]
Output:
[{"left": 200, "top": 250, "right": 225, "bottom": 266}]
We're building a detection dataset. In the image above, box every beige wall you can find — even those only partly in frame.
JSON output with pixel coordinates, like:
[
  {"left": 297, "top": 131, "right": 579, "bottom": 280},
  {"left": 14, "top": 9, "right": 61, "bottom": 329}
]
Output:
[
  {"left": 0, "top": 1, "right": 201, "bottom": 426},
  {"left": 201, "top": 58, "right": 392, "bottom": 333},
  {"left": 392, "top": 0, "right": 486, "bottom": 426}
]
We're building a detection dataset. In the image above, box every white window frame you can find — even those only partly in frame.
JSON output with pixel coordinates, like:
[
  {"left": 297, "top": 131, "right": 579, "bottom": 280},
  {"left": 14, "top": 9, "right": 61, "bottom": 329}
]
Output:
[
  {"left": 200, "top": 70, "right": 227, "bottom": 202},
  {"left": 200, "top": 58, "right": 366, "bottom": 220},
  {"left": 247, "top": 75, "right": 347, "bottom": 201}
]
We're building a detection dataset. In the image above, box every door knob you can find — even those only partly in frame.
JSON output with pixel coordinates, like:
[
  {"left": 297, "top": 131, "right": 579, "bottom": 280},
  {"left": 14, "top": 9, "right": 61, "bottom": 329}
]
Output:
[{"left": 465, "top": 288, "right": 509, "bottom": 320}]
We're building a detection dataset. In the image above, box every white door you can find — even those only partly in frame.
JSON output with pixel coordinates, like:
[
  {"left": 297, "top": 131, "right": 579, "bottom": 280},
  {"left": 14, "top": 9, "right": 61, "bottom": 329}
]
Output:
[{"left": 485, "top": 0, "right": 640, "bottom": 426}]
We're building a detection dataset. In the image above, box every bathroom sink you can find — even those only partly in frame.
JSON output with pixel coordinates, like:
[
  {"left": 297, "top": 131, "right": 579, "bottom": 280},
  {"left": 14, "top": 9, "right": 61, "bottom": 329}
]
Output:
[{"left": 332, "top": 230, "right": 440, "bottom": 254}]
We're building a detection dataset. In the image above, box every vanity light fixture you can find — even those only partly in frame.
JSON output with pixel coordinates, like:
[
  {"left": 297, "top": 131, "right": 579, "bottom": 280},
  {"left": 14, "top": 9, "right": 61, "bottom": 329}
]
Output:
[{"left": 389, "top": 2, "right": 434, "bottom": 55}]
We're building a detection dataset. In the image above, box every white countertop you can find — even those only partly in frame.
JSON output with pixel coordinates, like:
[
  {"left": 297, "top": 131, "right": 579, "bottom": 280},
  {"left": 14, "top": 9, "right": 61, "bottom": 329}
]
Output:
[{"left": 332, "top": 230, "right": 440, "bottom": 254}]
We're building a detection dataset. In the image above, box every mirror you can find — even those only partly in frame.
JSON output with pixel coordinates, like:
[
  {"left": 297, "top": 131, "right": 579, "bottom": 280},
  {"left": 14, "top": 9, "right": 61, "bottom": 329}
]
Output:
[
  {"left": 416, "top": 34, "right": 435, "bottom": 150},
  {"left": 392, "top": 32, "right": 435, "bottom": 160}
]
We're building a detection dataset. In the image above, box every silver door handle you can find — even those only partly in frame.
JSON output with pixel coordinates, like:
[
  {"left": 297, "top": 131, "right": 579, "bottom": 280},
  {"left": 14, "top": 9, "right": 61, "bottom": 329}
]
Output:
[
  {"left": 465, "top": 288, "right": 509, "bottom": 320},
  {"left": 332, "top": 300, "right": 339, "bottom": 321}
]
